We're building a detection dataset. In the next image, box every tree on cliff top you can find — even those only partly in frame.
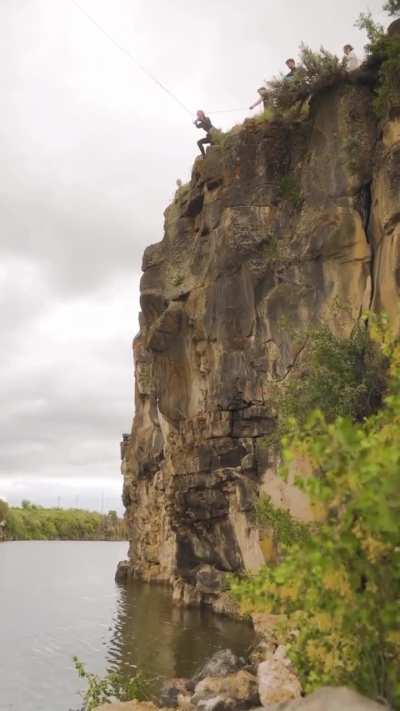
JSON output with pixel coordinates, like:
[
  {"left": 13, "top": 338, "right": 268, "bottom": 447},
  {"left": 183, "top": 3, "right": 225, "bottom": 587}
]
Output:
[
  {"left": 355, "top": 0, "right": 400, "bottom": 116},
  {"left": 267, "top": 44, "right": 346, "bottom": 113}
]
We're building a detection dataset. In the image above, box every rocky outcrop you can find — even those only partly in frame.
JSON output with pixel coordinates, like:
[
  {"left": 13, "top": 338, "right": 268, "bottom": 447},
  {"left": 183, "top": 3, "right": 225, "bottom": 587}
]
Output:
[
  {"left": 121, "top": 74, "right": 400, "bottom": 607},
  {"left": 192, "top": 650, "right": 243, "bottom": 684},
  {"left": 191, "top": 670, "right": 259, "bottom": 710}
]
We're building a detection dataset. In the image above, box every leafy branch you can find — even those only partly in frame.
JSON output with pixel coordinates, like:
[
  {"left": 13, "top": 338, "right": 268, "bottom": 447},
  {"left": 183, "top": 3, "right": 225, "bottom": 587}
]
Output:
[{"left": 73, "top": 657, "right": 150, "bottom": 711}]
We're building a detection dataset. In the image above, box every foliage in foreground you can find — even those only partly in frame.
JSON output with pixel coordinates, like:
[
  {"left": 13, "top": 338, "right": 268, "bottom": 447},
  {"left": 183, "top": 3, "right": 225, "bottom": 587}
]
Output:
[
  {"left": 73, "top": 657, "right": 150, "bottom": 711},
  {"left": 383, "top": 0, "right": 400, "bottom": 17},
  {"left": 231, "top": 323, "right": 400, "bottom": 707},
  {"left": 1, "top": 502, "right": 126, "bottom": 541}
]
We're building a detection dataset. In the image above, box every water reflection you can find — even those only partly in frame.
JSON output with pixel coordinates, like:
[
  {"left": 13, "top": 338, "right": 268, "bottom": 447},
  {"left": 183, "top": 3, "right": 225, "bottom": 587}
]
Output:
[{"left": 107, "top": 581, "right": 255, "bottom": 690}]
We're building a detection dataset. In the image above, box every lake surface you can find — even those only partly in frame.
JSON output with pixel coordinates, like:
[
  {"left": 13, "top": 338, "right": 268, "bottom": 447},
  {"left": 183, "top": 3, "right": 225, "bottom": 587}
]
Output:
[{"left": 0, "top": 542, "right": 254, "bottom": 711}]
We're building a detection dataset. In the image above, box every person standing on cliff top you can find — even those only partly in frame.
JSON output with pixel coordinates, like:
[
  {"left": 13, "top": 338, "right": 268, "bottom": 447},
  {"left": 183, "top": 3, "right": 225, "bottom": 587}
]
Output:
[
  {"left": 249, "top": 86, "right": 269, "bottom": 111},
  {"left": 194, "top": 110, "right": 214, "bottom": 158},
  {"left": 285, "top": 58, "right": 298, "bottom": 79},
  {"left": 343, "top": 44, "right": 360, "bottom": 71}
]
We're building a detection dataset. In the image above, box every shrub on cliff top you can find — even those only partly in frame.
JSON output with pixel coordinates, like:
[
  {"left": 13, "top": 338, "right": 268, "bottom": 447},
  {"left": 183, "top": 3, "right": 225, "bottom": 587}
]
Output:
[
  {"left": 356, "top": 3, "right": 400, "bottom": 116},
  {"left": 231, "top": 323, "right": 400, "bottom": 708},
  {"left": 373, "top": 34, "right": 400, "bottom": 116},
  {"left": 267, "top": 44, "right": 346, "bottom": 112}
]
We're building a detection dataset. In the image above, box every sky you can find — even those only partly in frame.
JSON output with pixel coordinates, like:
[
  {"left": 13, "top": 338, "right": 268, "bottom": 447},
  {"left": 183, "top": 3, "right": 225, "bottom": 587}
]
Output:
[{"left": 0, "top": 0, "right": 387, "bottom": 512}]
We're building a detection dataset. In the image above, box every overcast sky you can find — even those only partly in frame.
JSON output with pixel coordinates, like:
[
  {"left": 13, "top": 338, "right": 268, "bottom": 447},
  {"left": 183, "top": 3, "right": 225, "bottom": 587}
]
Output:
[{"left": 0, "top": 0, "right": 387, "bottom": 512}]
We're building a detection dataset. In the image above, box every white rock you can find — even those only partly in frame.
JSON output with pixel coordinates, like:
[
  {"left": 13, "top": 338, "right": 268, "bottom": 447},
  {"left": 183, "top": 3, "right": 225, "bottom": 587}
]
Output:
[
  {"left": 273, "top": 645, "right": 291, "bottom": 666},
  {"left": 257, "top": 659, "right": 302, "bottom": 707}
]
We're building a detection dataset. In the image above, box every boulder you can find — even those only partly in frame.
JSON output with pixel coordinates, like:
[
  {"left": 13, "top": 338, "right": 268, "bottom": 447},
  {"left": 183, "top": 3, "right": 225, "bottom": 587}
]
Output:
[
  {"left": 115, "top": 560, "right": 130, "bottom": 584},
  {"left": 159, "top": 678, "right": 194, "bottom": 708},
  {"left": 192, "top": 670, "right": 259, "bottom": 710},
  {"left": 195, "top": 565, "right": 227, "bottom": 595},
  {"left": 267, "top": 686, "right": 388, "bottom": 709},
  {"left": 195, "top": 697, "right": 226, "bottom": 711},
  {"left": 249, "top": 640, "right": 276, "bottom": 666},
  {"left": 192, "top": 650, "right": 242, "bottom": 684},
  {"left": 388, "top": 18, "right": 400, "bottom": 37},
  {"left": 258, "top": 659, "right": 302, "bottom": 707}
]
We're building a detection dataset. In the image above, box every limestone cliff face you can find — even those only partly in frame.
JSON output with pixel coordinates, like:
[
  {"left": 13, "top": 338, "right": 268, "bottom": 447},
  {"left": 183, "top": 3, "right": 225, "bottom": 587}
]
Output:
[{"left": 122, "top": 79, "right": 400, "bottom": 609}]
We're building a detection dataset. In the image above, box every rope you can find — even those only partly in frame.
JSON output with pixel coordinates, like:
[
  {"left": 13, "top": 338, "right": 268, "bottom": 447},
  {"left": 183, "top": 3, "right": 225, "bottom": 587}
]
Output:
[{"left": 69, "top": 0, "right": 194, "bottom": 116}]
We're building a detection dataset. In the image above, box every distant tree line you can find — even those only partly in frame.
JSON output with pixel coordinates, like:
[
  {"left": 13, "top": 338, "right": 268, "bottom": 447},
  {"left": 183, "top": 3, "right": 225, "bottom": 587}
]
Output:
[{"left": 0, "top": 500, "right": 127, "bottom": 541}]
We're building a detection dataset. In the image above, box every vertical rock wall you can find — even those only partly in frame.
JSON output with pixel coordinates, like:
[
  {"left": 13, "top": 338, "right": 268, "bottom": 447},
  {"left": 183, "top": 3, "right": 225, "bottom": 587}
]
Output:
[{"left": 122, "top": 80, "right": 400, "bottom": 609}]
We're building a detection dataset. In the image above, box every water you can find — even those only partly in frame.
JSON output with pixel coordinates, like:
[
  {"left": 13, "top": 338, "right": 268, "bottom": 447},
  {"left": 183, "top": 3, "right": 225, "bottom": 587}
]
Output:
[{"left": 0, "top": 542, "right": 254, "bottom": 711}]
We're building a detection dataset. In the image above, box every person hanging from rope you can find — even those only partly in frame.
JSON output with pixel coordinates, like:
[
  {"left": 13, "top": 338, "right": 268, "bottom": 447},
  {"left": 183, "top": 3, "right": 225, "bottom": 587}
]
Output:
[{"left": 194, "top": 110, "right": 214, "bottom": 158}]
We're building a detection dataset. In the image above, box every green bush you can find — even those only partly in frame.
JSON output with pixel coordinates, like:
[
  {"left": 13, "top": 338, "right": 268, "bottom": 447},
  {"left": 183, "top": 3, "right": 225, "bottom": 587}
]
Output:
[
  {"left": 356, "top": 6, "right": 400, "bottom": 117},
  {"left": 231, "top": 329, "right": 400, "bottom": 707},
  {"left": 256, "top": 496, "right": 311, "bottom": 548},
  {"left": 374, "top": 35, "right": 400, "bottom": 116},
  {"left": 278, "top": 175, "right": 303, "bottom": 208},
  {"left": 383, "top": 0, "right": 400, "bottom": 15},
  {"left": 275, "top": 321, "right": 388, "bottom": 429},
  {"left": 73, "top": 657, "right": 150, "bottom": 711},
  {"left": 268, "top": 44, "right": 346, "bottom": 113}
]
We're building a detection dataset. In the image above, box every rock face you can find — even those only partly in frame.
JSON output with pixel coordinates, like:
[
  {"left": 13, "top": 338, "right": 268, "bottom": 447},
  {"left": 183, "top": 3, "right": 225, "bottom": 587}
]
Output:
[{"left": 122, "top": 77, "right": 400, "bottom": 606}]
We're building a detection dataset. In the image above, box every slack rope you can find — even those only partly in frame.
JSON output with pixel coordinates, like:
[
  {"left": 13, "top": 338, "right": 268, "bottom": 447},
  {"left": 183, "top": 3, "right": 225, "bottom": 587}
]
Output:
[
  {"left": 70, "top": 1, "right": 251, "bottom": 120},
  {"left": 69, "top": 0, "right": 194, "bottom": 117}
]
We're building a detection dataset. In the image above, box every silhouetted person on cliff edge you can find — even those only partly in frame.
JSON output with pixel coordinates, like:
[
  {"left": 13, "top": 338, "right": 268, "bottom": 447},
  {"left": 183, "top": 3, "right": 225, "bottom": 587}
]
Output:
[
  {"left": 285, "top": 58, "right": 298, "bottom": 79},
  {"left": 249, "top": 86, "right": 269, "bottom": 111},
  {"left": 343, "top": 44, "right": 360, "bottom": 71},
  {"left": 194, "top": 110, "right": 214, "bottom": 158}
]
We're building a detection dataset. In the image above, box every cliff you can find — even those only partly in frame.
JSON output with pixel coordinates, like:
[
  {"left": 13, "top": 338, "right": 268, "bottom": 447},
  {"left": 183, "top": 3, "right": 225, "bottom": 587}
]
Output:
[{"left": 121, "top": 75, "right": 400, "bottom": 610}]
